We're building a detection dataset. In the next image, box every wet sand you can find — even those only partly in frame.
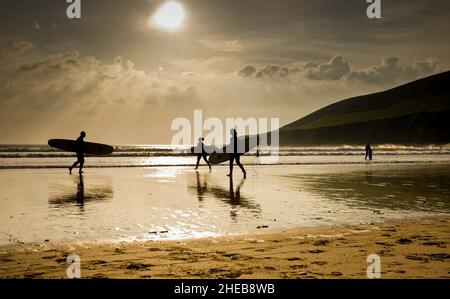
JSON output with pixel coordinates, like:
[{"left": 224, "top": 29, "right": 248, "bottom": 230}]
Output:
[
  {"left": 1, "top": 217, "right": 449, "bottom": 279},
  {"left": 2, "top": 164, "right": 450, "bottom": 245},
  {"left": 1, "top": 164, "right": 449, "bottom": 278}
]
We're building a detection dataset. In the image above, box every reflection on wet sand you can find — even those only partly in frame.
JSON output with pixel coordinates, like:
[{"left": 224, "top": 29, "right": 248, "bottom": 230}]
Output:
[
  {"left": 48, "top": 174, "right": 113, "bottom": 210},
  {"left": 189, "top": 172, "right": 261, "bottom": 220},
  {"left": 287, "top": 166, "right": 450, "bottom": 213}
]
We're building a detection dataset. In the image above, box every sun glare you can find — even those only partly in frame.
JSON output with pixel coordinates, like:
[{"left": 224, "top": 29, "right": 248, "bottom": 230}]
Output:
[{"left": 151, "top": 1, "right": 186, "bottom": 30}]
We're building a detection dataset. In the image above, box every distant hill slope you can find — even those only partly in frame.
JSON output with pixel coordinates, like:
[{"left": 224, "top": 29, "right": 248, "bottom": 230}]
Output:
[{"left": 280, "top": 71, "right": 450, "bottom": 146}]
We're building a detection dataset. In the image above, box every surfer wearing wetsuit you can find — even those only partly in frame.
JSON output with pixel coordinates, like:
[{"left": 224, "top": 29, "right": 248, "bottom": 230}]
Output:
[
  {"left": 69, "top": 131, "right": 86, "bottom": 174},
  {"left": 365, "top": 142, "right": 373, "bottom": 160},
  {"left": 194, "top": 137, "right": 211, "bottom": 171},
  {"left": 227, "top": 129, "right": 246, "bottom": 178}
]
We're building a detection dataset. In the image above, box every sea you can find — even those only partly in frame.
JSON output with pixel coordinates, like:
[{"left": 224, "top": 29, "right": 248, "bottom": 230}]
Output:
[{"left": 1, "top": 144, "right": 450, "bottom": 168}]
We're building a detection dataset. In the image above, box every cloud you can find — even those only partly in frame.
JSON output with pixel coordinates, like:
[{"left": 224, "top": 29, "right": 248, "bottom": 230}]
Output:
[
  {"left": 11, "top": 41, "right": 34, "bottom": 54},
  {"left": 33, "top": 22, "right": 41, "bottom": 30},
  {"left": 237, "top": 56, "right": 350, "bottom": 81},
  {"left": 199, "top": 38, "right": 243, "bottom": 52},
  {"left": 0, "top": 50, "right": 202, "bottom": 113},
  {"left": 238, "top": 64, "right": 302, "bottom": 79},
  {"left": 162, "top": 85, "right": 198, "bottom": 104},
  {"left": 237, "top": 55, "right": 440, "bottom": 85},
  {"left": 256, "top": 65, "right": 286, "bottom": 78},
  {"left": 0, "top": 48, "right": 211, "bottom": 143},
  {"left": 237, "top": 65, "right": 256, "bottom": 77},
  {"left": 414, "top": 58, "right": 440, "bottom": 73},
  {"left": 306, "top": 56, "right": 351, "bottom": 80},
  {"left": 348, "top": 57, "right": 440, "bottom": 85}
]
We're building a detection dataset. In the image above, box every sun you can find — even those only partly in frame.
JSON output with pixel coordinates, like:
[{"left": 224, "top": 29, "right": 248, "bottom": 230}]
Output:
[{"left": 151, "top": 1, "right": 186, "bottom": 30}]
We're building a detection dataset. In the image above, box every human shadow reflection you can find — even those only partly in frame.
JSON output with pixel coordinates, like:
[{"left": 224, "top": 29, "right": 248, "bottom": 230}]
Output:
[
  {"left": 48, "top": 174, "right": 113, "bottom": 212},
  {"left": 189, "top": 172, "right": 261, "bottom": 221}
]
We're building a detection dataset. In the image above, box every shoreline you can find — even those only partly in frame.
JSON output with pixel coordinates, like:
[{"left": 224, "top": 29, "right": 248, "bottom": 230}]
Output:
[
  {"left": 1, "top": 216, "right": 449, "bottom": 279},
  {"left": 1, "top": 159, "right": 450, "bottom": 170}
]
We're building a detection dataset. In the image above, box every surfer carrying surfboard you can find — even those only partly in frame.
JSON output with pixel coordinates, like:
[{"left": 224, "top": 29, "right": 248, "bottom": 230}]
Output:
[
  {"left": 227, "top": 129, "right": 246, "bottom": 179},
  {"left": 194, "top": 137, "right": 212, "bottom": 171},
  {"left": 69, "top": 131, "right": 86, "bottom": 174}
]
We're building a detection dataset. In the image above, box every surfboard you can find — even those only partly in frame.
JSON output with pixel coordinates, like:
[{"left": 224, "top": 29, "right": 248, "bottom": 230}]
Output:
[
  {"left": 48, "top": 139, "right": 114, "bottom": 155},
  {"left": 209, "top": 135, "right": 257, "bottom": 165},
  {"left": 189, "top": 145, "right": 220, "bottom": 156}
]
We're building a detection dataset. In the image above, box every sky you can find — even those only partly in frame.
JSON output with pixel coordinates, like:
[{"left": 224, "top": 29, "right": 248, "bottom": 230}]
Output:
[{"left": 0, "top": 0, "right": 449, "bottom": 144}]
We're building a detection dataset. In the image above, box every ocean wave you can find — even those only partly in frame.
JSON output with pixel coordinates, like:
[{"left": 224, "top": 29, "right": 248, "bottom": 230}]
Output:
[
  {"left": 1, "top": 160, "right": 450, "bottom": 170},
  {"left": 1, "top": 144, "right": 450, "bottom": 158}
]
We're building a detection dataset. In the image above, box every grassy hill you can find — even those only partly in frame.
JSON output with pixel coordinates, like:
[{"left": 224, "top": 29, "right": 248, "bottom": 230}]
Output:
[{"left": 280, "top": 71, "right": 450, "bottom": 146}]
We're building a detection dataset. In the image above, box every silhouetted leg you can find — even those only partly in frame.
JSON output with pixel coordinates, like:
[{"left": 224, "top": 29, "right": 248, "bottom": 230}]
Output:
[
  {"left": 195, "top": 155, "right": 201, "bottom": 170},
  {"left": 227, "top": 156, "right": 235, "bottom": 177},
  {"left": 78, "top": 156, "right": 84, "bottom": 173},
  {"left": 229, "top": 175, "right": 234, "bottom": 199},
  {"left": 79, "top": 157, "right": 84, "bottom": 173},
  {"left": 236, "top": 155, "right": 246, "bottom": 178},
  {"left": 69, "top": 161, "right": 79, "bottom": 174},
  {"left": 202, "top": 154, "right": 211, "bottom": 171}
]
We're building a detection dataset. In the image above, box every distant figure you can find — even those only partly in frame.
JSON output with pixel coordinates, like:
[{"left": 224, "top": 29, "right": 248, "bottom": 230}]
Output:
[
  {"left": 365, "top": 143, "right": 373, "bottom": 160},
  {"left": 227, "top": 129, "right": 246, "bottom": 178},
  {"left": 69, "top": 131, "right": 86, "bottom": 174},
  {"left": 194, "top": 137, "right": 211, "bottom": 171}
]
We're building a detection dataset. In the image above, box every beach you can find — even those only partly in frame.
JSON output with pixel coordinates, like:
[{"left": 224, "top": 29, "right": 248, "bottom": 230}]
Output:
[
  {"left": 0, "top": 217, "right": 449, "bottom": 278},
  {"left": 0, "top": 159, "right": 449, "bottom": 278},
  {"left": 1, "top": 162, "right": 450, "bottom": 245},
  {"left": 1, "top": 0, "right": 450, "bottom": 284}
]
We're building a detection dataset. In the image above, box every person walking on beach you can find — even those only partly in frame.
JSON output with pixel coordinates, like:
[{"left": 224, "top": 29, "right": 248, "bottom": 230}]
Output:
[
  {"left": 194, "top": 137, "right": 211, "bottom": 171},
  {"left": 227, "top": 129, "right": 246, "bottom": 178},
  {"left": 365, "top": 142, "right": 373, "bottom": 160},
  {"left": 69, "top": 131, "right": 86, "bottom": 174}
]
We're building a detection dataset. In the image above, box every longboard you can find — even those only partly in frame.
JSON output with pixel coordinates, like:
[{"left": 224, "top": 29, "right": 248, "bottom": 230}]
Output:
[
  {"left": 48, "top": 139, "right": 114, "bottom": 155},
  {"left": 209, "top": 135, "right": 257, "bottom": 165},
  {"left": 189, "top": 145, "right": 220, "bottom": 156}
]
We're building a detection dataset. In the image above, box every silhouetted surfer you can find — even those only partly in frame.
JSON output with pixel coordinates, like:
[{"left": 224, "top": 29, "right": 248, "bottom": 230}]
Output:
[
  {"left": 69, "top": 131, "right": 86, "bottom": 174},
  {"left": 227, "top": 129, "right": 246, "bottom": 178},
  {"left": 365, "top": 143, "right": 373, "bottom": 160},
  {"left": 194, "top": 137, "right": 211, "bottom": 171}
]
